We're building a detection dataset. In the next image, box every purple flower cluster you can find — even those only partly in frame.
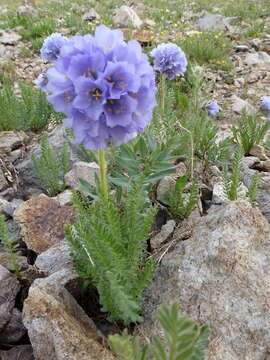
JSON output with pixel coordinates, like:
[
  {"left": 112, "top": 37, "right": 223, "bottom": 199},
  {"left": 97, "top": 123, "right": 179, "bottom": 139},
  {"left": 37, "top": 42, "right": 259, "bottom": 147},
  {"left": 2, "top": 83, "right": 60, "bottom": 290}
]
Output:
[
  {"left": 40, "top": 33, "right": 68, "bottom": 62},
  {"left": 205, "top": 100, "right": 219, "bottom": 117},
  {"left": 261, "top": 96, "right": 270, "bottom": 120},
  {"left": 37, "top": 25, "right": 156, "bottom": 149},
  {"left": 150, "top": 43, "right": 187, "bottom": 80}
]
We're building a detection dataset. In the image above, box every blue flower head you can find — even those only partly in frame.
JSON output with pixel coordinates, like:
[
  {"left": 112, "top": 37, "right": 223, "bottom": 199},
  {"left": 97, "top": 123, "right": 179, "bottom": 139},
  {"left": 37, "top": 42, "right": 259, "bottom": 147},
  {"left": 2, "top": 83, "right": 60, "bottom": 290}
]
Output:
[
  {"left": 36, "top": 25, "right": 157, "bottom": 150},
  {"left": 261, "top": 96, "right": 270, "bottom": 121},
  {"left": 41, "top": 33, "right": 68, "bottom": 62},
  {"left": 150, "top": 43, "right": 187, "bottom": 80},
  {"left": 206, "top": 100, "right": 219, "bottom": 117}
]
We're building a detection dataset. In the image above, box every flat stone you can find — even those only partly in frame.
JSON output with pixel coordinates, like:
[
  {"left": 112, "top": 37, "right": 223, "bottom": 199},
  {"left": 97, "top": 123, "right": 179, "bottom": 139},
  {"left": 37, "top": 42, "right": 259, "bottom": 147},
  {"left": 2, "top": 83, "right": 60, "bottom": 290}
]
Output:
[
  {"left": 0, "top": 30, "right": 21, "bottom": 45},
  {"left": 196, "top": 13, "right": 235, "bottom": 32},
  {"left": 0, "top": 265, "right": 20, "bottom": 332},
  {"left": 14, "top": 194, "right": 75, "bottom": 253},
  {"left": 0, "top": 131, "right": 29, "bottom": 153},
  {"left": 234, "top": 45, "right": 250, "bottom": 52},
  {"left": 113, "top": 6, "right": 143, "bottom": 29},
  {"left": 64, "top": 161, "right": 100, "bottom": 191},
  {"left": 151, "top": 220, "right": 175, "bottom": 249},
  {"left": 35, "top": 240, "right": 73, "bottom": 275},
  {"left": 82, "top": 8, "right": 100, "bottom": 21},
  {"left": 231, "top": 95, "right": 255, "bottom": 115},
  {"left": 245, "top": 51, "right": 270, "bottom": 66},
  {"left": 23, "top": 269, "right": 114, "bottom": 360},
  {"left": 143, "top": 201, "right": 270, "bottom": 359}
]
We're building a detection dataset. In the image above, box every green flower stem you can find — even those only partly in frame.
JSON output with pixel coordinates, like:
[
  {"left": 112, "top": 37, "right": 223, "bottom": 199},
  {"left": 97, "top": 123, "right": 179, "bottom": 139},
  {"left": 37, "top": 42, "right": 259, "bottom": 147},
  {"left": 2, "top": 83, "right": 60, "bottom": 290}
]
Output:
[
  {"left": 98, "top": 149, "right": 108, "bottom": 199},
  {"left": 160, "top": 73, "right": 166, "bottom": 118},
  {"left": 179, "top": 124, "right": 194, "bottom": 180}
]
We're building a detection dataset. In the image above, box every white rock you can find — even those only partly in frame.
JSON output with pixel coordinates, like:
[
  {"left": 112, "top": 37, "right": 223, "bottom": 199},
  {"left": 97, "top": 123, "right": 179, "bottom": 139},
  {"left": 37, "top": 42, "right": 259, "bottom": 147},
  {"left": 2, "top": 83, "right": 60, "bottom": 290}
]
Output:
[
  {"left": 245, "top": 51, "right": 270, "bottom": 66},
  {"left": 196, "top": 13, "right": 235, "bottom": 32},
  {"left": 64, "top": 161, "right": 100, "bottom": 190},
  {"left": 231, "top": 95, "right": 255, "bottom": 115},
  {"left": 82, "top": 8, "right": 100, "bottom": 21},
  {"left": 54, "top": 189, "right": 73, "bottom": 206},
  {"left": 113, "top": 6, "right": 143, "bottom": 29},
  {"left": 0, "top": 30, "right": 21, "bottom": 45}
]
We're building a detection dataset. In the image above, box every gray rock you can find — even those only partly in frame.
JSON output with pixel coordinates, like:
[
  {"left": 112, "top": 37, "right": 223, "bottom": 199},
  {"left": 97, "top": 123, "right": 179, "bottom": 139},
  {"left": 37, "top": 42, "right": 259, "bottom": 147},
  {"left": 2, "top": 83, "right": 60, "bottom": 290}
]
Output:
[
  {"left": 82, "top": 8, "right": 100, "bottom": 21},
  {"left": 0, "top": 44, "right": 5, "bottom": 57},
  {"left": 241, "top": 156, "right": 270, "bottom": 222},
  {"left": 143, "top": 19, "right": 156, "bottom": 28},
  {"left": 0, "top": 308, "right": 26, "bottom": 344},
  {"left": 156, "top": 175, "right": 176, "bottom": 201},
  {"left": 14, "top": 194, "right": 75, "bottom": 253},
  {"left": 0, "top": 131, "right": 29, "bottom": 154},
  {"left": 0, "top": 345, "right": 34, "bottom": 360},
  {"left": 1, "top": 198, "right": 23, "bottom": 217},
  {"left": 0, "top": 30, "right": 21, "bottom": 45},
  {"left": 196, "top": 13, "right": 235, "bottom": 32},
  {"left": 212, "top": 181, "right": 248, "bottom": 204},
  {"left": 15, "top": 125, "right": 82, "bottom": 193},
  {"left": 23, "top": 269, "right": 114, "bottom": 360},
  {"left": 64, "top": 161, "right": 100, "bottom": 190},
  {"left": 35, "top": 240, "right": 73, "bottom": 275},
  {"left": 0, "top": 265, "right": 20, "bottom": 332},
  {"left": 249, "top": 145, "right": 269, "bottom": 161},
  {"left": 231, "top": 95, "right": 255, "bottom": 115},
  {"left": 0, "top": 169, "right": 8, "bottom": 192},
  {"left": 113, "top": 6, "right": 143, "bottom": 29},
  {"left": 234, "top": 45, "right": 250, "bottom": 52},
  {"left": 245, "top": 51, "right": 270, "bottom": 66},
  {"left": 17, "top": 5, "right": 37, "bottom": 17},
  {"left": 54, "top": 189, "right": 73, "bottom": 206},
  {"left": 151, "top": 220, "right": 175, "bottom": 249},
  {"left": 143, "top": 200, "right": 270, "bottom": 359},
  {"left": 0, "top": 197, "right": 9, "bottom": 215}
]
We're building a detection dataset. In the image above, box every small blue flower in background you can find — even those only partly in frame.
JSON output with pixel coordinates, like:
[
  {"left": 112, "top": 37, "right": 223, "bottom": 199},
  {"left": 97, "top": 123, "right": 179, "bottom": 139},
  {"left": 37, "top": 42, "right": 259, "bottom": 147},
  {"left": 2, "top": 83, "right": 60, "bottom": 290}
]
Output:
[
  {"left": 205, "top": 100, "right": 219, "bottom": 117},
  {"left": 261, "top": 96, "right": 270, "bottom": 120},
  {"left": 40, "top": 33, "right": 68, "bottom": 62},
  {"left": 36, "top": 25, "right": 157, "bottom": 150},
  {"left": 150, "top": 43, "right": 187, "bottom": 80}
]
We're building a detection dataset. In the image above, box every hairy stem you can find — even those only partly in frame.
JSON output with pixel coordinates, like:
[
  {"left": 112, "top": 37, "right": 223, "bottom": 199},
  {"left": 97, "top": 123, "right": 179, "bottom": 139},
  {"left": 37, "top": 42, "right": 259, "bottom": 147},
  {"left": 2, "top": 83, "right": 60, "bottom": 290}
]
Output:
[{"left": 98, "top": 149, "right": 108, "bottom": 199}]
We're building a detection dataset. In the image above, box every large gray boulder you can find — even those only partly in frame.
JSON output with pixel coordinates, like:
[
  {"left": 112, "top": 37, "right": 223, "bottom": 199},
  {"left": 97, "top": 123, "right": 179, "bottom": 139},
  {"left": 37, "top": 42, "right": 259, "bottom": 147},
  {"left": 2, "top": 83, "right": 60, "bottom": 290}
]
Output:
[
  {"left": 143, "top": 200, "right": 270, "bottom": 360},
  {"left": 23, "top": 269, "right": 114, "bottom": 360}
]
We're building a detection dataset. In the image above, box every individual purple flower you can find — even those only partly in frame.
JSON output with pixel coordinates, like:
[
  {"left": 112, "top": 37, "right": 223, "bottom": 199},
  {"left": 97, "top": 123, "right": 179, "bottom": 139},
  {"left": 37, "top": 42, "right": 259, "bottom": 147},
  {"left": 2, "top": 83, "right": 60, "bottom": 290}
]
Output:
[
  {"left": 150, "top": 43, "right": 187, "bottom": 80},
  {"left": 205, "top": 100, "right": 219, "bottom": 117},
  {"left": 34, "top": 73, "right": 49, "bottom": 91},
  {"left": 41, "top": 33, "right": 68, "bottom": 62},
  {"left": 261, "top": 96, "right": 270, "bottom": 120},
  {"left": 36, "top": 25, "right": 157, "bottom": 149}
]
